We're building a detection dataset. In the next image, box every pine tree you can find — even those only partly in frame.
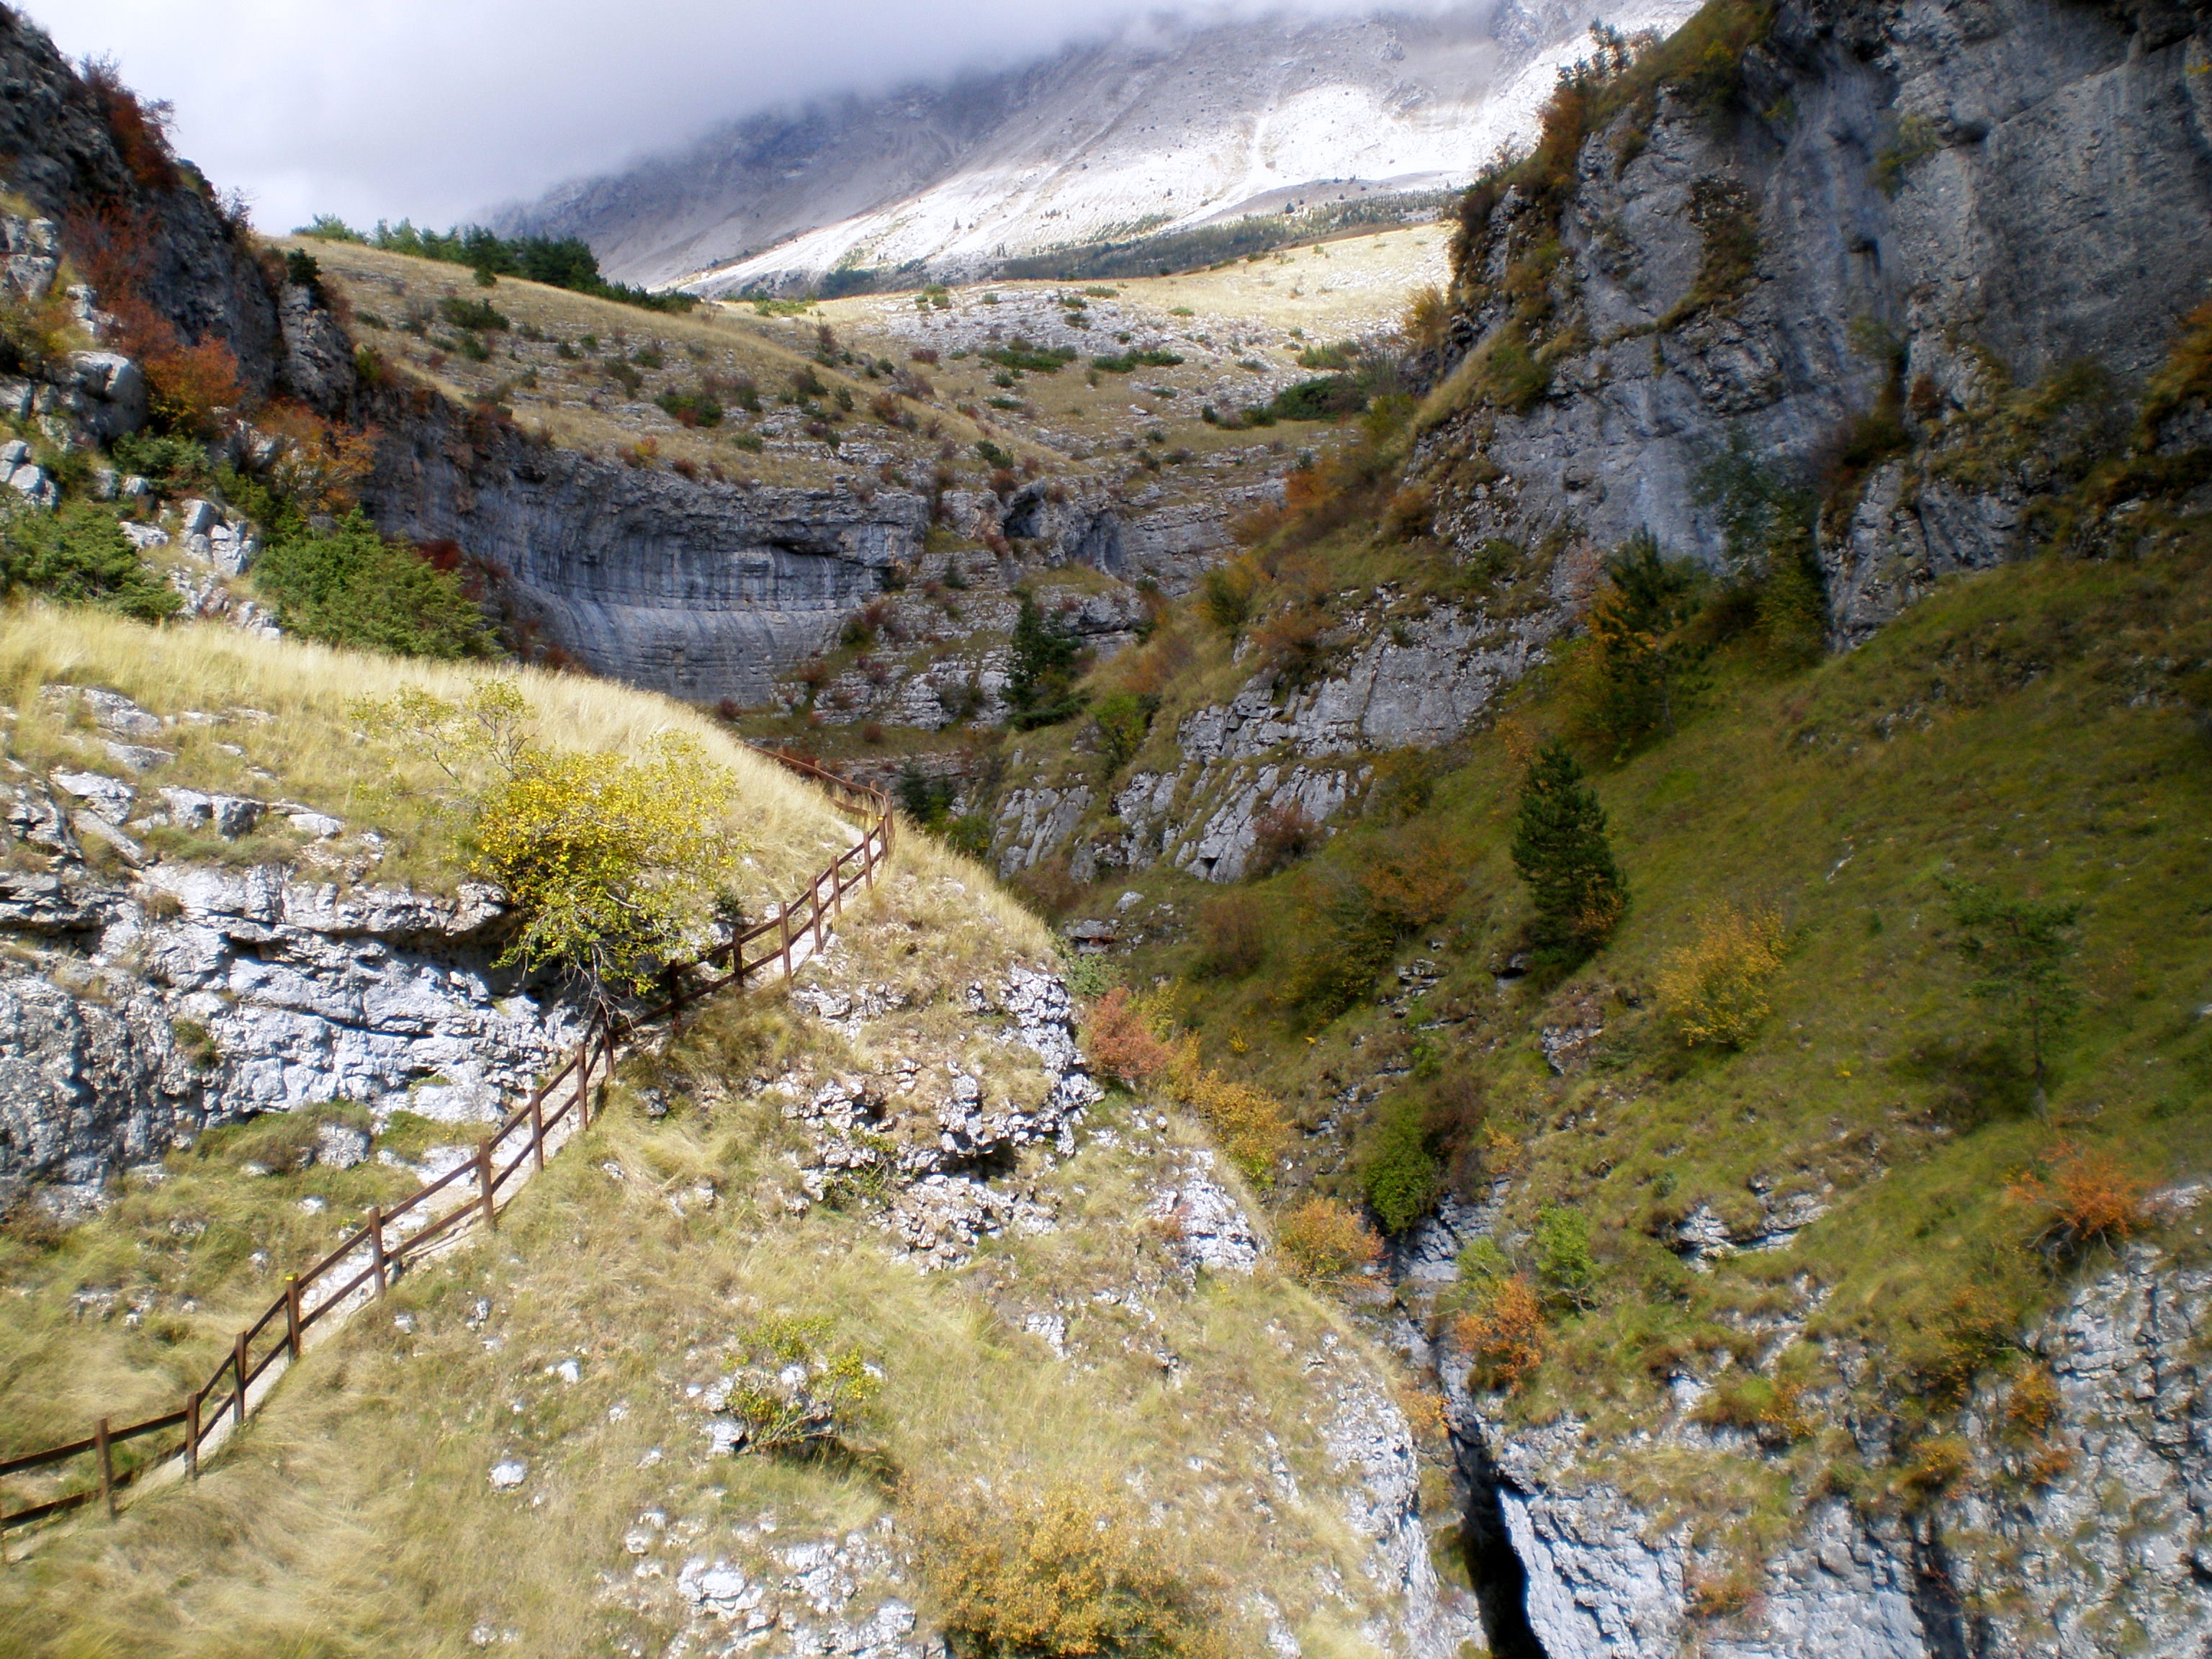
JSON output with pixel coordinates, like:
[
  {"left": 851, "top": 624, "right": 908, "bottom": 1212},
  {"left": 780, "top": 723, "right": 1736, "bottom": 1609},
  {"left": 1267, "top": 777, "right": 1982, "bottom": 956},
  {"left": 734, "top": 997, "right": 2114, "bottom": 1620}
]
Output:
[
  {"left": 1511, "top": 741, "right": 1626, "bottom": 966},
  {"left": 1588, "top": 530, "right": 1707, "bottom": 755},
  {"left": 1005, "top": 593, "right": 1082, "bottom": 725}
]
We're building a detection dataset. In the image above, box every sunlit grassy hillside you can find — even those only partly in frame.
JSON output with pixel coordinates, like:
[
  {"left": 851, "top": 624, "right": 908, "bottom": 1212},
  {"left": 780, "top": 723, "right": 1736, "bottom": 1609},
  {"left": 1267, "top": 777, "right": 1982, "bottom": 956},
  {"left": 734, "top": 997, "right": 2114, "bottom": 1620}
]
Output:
[
  {"left": 0, "top": 605, "right": 845, "bottom": 895},
  {"left": 1016, "top": 517, "right": 2212, "bottom": 1562}
]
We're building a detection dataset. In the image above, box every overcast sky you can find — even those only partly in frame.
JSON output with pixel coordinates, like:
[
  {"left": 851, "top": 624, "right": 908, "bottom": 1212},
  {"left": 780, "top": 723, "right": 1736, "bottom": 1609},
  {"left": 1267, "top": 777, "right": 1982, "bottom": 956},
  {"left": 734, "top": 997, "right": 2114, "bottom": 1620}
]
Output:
[{"left": 25, "top": 1, "right": 1439, "bottom": 237}]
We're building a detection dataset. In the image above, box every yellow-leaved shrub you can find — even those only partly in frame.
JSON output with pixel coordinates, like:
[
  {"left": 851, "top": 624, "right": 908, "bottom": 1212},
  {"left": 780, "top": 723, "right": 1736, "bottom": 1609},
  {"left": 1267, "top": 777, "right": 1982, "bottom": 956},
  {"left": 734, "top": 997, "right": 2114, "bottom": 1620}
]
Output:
[
  {"left": 1656, "top": 902, "right": 1786, "bottom": 1048},
  {"left": 907, "top": 1477, "right": 1232, "bottom": 1659},
  {"left": 1274, "top": 1197, "right": 1382, "bottom": 1287}
]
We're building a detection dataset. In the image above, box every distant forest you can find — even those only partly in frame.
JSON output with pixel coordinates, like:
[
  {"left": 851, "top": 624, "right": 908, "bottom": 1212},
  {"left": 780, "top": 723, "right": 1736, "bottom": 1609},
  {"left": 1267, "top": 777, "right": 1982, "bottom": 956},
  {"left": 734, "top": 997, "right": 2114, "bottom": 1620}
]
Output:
[{"left": 297, "top": 216, "right": 698, "bottom": 313}]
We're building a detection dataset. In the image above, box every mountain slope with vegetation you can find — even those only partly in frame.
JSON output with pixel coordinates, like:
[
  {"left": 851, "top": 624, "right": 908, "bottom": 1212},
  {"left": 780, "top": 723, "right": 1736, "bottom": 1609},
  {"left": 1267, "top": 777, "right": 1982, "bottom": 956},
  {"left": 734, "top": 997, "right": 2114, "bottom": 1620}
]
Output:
[
  {"left": 0, "top": 19, "right": 1478, "bottom": 1659},
  {"left": 863, "top": 0, "right": 2212, "bottom": 1649}
]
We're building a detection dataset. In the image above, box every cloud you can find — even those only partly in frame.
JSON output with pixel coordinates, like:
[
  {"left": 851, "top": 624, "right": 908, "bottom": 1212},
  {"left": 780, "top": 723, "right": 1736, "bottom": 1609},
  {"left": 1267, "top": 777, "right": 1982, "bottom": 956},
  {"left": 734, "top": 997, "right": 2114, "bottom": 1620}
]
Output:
[{"left": 20, "top": 1, "right": 1457, "bottom": 236}]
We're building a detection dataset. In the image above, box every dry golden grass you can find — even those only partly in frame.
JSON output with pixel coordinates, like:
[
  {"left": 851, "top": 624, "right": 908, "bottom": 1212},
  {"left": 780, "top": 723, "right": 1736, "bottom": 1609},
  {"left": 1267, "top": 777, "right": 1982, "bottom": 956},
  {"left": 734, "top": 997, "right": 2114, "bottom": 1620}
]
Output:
[
  {"left": 0, "top": 979, "right": 1411, "bottom": 1659},
  {"left": 0, "top": 604, "right": 844, "bottom": 899}
]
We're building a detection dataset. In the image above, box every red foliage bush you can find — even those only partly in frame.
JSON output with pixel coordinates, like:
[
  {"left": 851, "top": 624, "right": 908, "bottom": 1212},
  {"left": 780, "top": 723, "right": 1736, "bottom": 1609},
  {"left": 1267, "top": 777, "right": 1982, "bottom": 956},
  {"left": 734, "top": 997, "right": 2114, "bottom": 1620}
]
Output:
[
  {"left": 1246, "top": 803, "right": 1321, "bottom": 879},
  {"left": 82, "top": 56, "right": 179, "bottom": 192},
  {"left": 1081, "top": 987, "right": 1175, "bottom": 1088}
]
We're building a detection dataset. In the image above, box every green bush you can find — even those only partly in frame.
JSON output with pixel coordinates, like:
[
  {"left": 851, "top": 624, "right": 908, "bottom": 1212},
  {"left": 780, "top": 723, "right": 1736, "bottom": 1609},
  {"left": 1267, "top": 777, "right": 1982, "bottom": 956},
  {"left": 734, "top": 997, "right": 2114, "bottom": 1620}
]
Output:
[
  {"left": 1088, "top": 689, "right": 1158, "bottom": 778},
  {"left": 252, "top": 511, "right": 495, "bottom": 659},
  {"left": 1267, "top": 375, "right": 1367, "bottom": 422},
  {"left": 656, "top": 389, "right": 724, "bottom": 428},
  {"left": 1362, "top": 1092, "right": 1444, "bottom": 1233},
  {"left": 437, "top": 295, "right": 509, "bottom": 333},
  {"left": 1, "top": 503, "right": 181, "bottom": 623},
  {"left": 1197, "top": 562, "right": 1258, "bottom": 636},
  {"left": 109, "top": 431, "right": 210, "bottom": 493},
  {"left": 981, "top": 342, "right": 1079, "bottom": 374},
  {"left": 1534, "top": 1205, "right": 1597, "bottom": 1308},
  {"left": 1586, "top": 530, "right": 1709, "bottom": 755},
  {"left": 1090, "top": 349, "right": 1185, "bottom": 373}
]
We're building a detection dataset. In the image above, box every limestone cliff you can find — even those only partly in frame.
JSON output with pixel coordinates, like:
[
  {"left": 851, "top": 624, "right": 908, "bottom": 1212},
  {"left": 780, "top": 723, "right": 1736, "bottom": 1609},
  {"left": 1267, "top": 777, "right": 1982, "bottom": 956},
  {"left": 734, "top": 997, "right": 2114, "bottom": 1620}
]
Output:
[
  {"left": 1421, "top": 0, "right": 2212, "bottom": 637},
  {"left": 981, "top": 0, "right": 2212, "bottom": 890}
]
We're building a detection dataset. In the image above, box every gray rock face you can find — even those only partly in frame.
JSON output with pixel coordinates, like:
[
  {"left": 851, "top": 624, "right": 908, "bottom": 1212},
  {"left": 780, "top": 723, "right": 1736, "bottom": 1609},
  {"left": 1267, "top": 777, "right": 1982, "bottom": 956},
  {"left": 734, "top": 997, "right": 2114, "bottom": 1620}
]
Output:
[
  {"left": 0, "top": 14, "right": 283, "bottom": 399},
  {"left": 360, "top": 388, "right": 1262, "bottom": 709},
  {"left": 1419, "top": 0, "right": 2212, "bottom": 646},
  {"left": 364, "top": 395, "right": 926, "bottom": 704},
  {"left": 0, "top": 778, "right": 581, "bottom": 1213},
  {"left": 1326, "top": 1376, "right": 1487, "bottom": 1659},
  {"left": 277, "top": 280, "right": 359, "bottom": 413},
  {"left": 1180, "top": 605, "right": 1562, "bottom": 764},
  {"left": 1445, "top": 1243, "right": 2212, "bottom": 1658},
  {"left": 988, "top": 590, "right": 1568, "bottom": 883},
  {"left": 1148, "top": 1156, "right": 1262, "bottom": 1274}
]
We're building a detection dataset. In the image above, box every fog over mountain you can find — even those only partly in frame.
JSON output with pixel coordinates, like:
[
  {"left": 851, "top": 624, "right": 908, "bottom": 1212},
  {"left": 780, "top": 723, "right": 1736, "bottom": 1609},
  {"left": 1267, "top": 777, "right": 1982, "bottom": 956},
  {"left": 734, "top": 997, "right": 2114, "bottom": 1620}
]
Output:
[
  {"left": 25, "top": 0, "right": 1521, "bottom": 240},
  {"left": 502, "top": 0, "right": 1699, "bottom": 292}
]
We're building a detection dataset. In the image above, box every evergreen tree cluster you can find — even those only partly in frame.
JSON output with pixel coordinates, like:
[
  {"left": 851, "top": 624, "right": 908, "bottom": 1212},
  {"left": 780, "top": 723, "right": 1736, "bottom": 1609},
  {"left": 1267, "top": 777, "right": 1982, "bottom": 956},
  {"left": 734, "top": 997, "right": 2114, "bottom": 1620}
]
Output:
[
  {"left": 298, "top": 216, "right": 696, "bottom": 314},
  {"left": 1004, "top": 594, "right": 1085, "bottom": 729}
]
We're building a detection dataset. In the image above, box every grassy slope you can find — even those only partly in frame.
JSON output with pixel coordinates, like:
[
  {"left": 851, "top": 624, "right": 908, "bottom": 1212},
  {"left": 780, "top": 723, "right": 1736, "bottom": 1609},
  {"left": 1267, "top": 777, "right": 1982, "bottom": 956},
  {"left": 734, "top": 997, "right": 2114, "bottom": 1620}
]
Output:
[
  {"left": 0, "top": 845, "right": 1417, "bottom": 1659},
  {"left": 0, "top": 606, "right": 841, "bottom": 893},
  {"left": 0, "top": 606, "right": 858, "bottom": 1451},
  {"left": 299, "top": 240, "right": 1032, "bottom": 485},
  {"left": 1056, "top": 534, "right": 2211, "bottom": 1537}
]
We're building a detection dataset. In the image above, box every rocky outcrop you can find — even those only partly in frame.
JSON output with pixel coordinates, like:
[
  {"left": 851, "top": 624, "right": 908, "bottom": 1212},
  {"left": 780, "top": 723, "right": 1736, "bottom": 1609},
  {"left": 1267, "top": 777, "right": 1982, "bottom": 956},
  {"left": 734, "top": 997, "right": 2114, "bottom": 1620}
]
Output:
[
  {"left": 775, "top": 958, "right": 1102, "bottom": 1269},
  {"left": 1442, "top": 1241, "right": 2212, "bottom": 1658},
  {"left": 1419, "top": 0, "right": 2212, "bottom": 643},
  {"left": 0, "top": 691, "right": 585, "bottom": 1213},
  {"left": 990, "top": 593, "right": 1566, "bottom": 882},
  {"left": 0, "top": 12, "right": 283, "bottom": 396}
]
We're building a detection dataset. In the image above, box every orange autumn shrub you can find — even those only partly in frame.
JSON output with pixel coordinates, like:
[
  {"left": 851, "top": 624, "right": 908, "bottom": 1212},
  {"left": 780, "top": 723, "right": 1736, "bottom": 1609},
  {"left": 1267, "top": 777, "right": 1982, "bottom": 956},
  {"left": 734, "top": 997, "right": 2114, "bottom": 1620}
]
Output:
[
  {"left": 1454, "top": 1273, "right": 1547, "bottom": 1392},
  {"left": 2008, "top": 1141, "right": 2149, "bottom": 1256},
  {"left": 1275, "top": 1196, "right": 1382, "bottom": 1286},
  {"left": 1081, "top": 986, "right": 1177, "bottom": 1088}
]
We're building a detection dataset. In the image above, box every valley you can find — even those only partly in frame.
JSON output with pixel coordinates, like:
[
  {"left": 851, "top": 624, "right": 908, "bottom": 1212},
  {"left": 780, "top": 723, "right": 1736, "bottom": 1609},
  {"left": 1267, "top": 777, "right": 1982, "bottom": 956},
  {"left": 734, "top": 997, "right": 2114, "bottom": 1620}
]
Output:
[{"left": 0, "top": 0, "right": 2208, "bottom": 1655}]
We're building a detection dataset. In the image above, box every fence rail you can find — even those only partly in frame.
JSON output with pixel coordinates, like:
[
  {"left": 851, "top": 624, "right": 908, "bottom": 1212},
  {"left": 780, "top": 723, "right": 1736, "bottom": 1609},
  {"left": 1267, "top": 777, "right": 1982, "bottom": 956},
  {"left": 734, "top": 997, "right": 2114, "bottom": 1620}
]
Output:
[{"left": 1, "top": 749, "right": 892, "bottom": 1536}]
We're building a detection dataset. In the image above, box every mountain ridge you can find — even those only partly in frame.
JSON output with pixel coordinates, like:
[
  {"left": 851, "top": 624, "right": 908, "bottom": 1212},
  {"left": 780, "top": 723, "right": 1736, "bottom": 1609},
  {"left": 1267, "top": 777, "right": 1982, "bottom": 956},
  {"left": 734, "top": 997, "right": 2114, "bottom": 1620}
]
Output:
[{"left": 498, "top": 0, "right": 1701, "bottom": 293}]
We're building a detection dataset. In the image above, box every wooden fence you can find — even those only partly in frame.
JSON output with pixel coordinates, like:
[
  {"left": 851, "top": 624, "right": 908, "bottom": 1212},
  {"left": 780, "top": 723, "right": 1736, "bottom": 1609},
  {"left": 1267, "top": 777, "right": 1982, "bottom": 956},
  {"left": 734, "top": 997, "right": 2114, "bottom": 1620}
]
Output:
[{"left": 0, "top": 750, "right": 892, "bottom": 1536}]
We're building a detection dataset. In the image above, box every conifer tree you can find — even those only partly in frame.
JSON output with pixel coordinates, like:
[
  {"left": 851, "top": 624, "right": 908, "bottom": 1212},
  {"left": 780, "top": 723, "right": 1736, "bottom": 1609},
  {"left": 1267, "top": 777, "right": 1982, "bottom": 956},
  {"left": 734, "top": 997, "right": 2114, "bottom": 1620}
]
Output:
[
  {"left": 1588, "top": 529, "right": 1706, "bottom": 755},
  {"left": 1938, "top": 878, "right": 2082, "bottom": 1108},
  {"left": 1511, "top": 740, "right": 1625, "bottom": 966}
]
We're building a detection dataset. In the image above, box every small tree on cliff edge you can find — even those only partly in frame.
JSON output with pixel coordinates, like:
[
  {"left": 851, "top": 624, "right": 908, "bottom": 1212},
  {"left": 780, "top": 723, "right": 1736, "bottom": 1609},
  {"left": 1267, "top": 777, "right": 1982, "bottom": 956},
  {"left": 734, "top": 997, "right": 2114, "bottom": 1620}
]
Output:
[{"left": 1511, "top": 740, "right": 1625, "bottom": 970}]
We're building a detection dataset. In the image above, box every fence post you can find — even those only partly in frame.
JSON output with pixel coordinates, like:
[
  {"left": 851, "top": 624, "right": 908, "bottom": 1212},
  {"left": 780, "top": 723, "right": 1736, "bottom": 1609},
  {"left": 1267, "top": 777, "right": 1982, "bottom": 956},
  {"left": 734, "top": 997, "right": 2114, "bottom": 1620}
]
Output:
[
  {"left": 95, "top": 1418, "right": 113, "bottom": 1519},
  {"left": 186, "top": 1390, "right": 199, "bottom": 1481},
  {"left": 577, "top": 1039, "right": 593, "bottom": 1131},
  {"left": 529, "top": 1087, "right": 546, "bottom": 1172},
  {"left": 284, "top": 1275, "right": 303, "bottom": 1360},
  {"left": 476, "top": 1141, "right": 497, "bottom": 1231},
  {"left": 370, "top": 1205, "right": 388, "bottom": 1296},
  {"left": 233, "top": 1332, "right": 248, "bottom": 1424},
  {"left": 779, "top": 901, "right": 792, "bottom": 980}
]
